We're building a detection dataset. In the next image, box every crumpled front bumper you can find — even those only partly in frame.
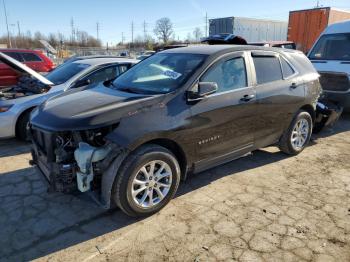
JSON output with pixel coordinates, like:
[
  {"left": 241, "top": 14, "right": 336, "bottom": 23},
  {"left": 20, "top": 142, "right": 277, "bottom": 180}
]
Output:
[
  {"left": 29, "top": 125, "right": 130, "bottom": 209},
  {"left": 30, "top": 145, "right": 77, "bottom": 193}
]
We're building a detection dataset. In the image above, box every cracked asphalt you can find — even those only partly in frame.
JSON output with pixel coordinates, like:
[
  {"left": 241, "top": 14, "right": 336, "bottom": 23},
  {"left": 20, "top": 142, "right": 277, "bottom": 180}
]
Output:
[{"left": 1, "top": 115, "right": 350, "bottom": 262}]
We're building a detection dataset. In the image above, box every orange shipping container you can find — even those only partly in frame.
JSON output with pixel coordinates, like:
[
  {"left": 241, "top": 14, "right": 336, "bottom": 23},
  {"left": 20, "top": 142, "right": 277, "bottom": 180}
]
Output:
[{"left": 288, "top": 7, "right": 350, "bottom": 53}]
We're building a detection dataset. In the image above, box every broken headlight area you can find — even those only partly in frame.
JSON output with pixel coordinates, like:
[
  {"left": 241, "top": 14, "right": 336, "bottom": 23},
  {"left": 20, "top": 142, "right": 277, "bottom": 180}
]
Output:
[
  {"left": 31, "top": 124, "right": 122, "bottom": 194},
  {"left": 0, "top": 76, "right": 50, "bottom": 101}
]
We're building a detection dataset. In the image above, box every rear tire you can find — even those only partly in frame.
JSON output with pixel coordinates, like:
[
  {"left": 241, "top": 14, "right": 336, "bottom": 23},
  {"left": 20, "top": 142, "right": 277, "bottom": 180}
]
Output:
[
  {"left": 113, "top": 144, "right": 181, "bottom": 217},
  {"left": 279, "top": 110, "right": 312, "bottom": 155},
  {"left": 16, "top": 110, "right": 31, "bottom": 141}
]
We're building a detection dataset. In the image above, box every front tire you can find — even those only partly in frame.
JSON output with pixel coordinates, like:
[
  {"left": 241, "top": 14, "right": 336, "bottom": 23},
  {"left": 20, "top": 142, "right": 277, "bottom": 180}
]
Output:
[
  {"left": 279, "top": 110, "right": 312, "bottom": 155},
  {"left": 113, "top": 144, "right": 181, "bottom": 217},
  {"left": 16, "top": 110, "right": 31, "bottom": 141}
]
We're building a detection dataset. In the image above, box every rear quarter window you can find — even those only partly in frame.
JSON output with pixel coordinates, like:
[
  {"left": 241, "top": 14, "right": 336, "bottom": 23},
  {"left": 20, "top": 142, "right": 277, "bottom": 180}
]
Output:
[
  {"left": 253, "top": 56, "right": 283, "bottom": 84},
  {"left": 280, "top": 57, "right": 295, "bottom": 78}
]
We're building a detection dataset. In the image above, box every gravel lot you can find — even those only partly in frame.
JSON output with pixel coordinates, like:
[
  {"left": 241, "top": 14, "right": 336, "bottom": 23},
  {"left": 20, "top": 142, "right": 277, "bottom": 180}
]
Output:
[{"left": 1, "top": 115, "right": 350, "bottom": 262}]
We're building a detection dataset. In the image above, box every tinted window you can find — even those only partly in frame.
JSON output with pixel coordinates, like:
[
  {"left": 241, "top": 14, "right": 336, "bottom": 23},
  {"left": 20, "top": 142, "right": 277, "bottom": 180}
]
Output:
[
  {"left": 281, "top": 44, "right": 296, "bottom": 50},
  {"left": 22, "top": 52, "right": 42, "bottom": 62},
  {"left": 84, "top": 65, "right": 119, "bottom": 84},
  {"left": 113, "top": 53, "right": 207, "bottom": 94},
  {"left": 201, "top": 57, "right": 247, "bottom": 93},
  {"left": 309, "top": 33, "right": 350, "bottom": 61},
  {"left": 46, "top": 62, "right": 90, "bottom": 85},
  {"left": 253, "top": 56, "right": 282, "bottom": 84},
  {"left": 3, "top": 52, "right": 23, "bottom": 62},
  {"left": 118, "top": 65, "right": 129, "bottom": 74},
  {"left": 280, "top": 57, "right": 295, "bottom": 78}
]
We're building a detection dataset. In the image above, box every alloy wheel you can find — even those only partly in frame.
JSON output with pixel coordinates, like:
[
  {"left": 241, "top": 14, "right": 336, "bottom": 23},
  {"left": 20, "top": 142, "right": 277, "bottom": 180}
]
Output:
[
  {"left": 291, "top": 118, "right": 309, "bottom": 150},
  {"left": 131, "top": 160, "right": 173, "bottom": 208}
]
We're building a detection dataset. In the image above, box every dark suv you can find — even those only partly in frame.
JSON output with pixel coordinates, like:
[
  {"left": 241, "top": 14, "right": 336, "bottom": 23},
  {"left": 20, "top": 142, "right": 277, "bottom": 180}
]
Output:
[{"left": 30, "top": 45, "right": 321, "bottom": 217}]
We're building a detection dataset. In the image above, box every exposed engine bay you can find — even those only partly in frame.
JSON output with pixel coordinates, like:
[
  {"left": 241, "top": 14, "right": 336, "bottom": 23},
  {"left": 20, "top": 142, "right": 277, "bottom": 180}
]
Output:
[
  {"left": 0, "top": 76, "right": 50, "bottom": 100},
  {"left": 30, "top": 124, "right": 123, "bottom": 195}
]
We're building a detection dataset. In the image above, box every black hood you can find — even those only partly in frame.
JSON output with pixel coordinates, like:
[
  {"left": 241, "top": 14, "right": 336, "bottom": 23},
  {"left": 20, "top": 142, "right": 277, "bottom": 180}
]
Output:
[{"left": 30, "top": 85, "right": 163, "bottom": 131}]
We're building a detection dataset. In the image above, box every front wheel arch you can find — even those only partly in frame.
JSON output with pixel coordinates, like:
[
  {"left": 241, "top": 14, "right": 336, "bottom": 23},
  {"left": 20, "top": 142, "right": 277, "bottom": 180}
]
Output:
[{"left": 15, "top": 106, "right": 36, "bottom": 140}]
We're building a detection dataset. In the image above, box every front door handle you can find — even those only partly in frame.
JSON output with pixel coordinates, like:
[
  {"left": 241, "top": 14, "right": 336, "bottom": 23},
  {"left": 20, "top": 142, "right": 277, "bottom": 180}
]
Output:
[
  {"left": 240, "top": 94, "right": 255, "bottom": 102},
  {"left": 290, "top": 82, "right": 298, "bottom": 89}
]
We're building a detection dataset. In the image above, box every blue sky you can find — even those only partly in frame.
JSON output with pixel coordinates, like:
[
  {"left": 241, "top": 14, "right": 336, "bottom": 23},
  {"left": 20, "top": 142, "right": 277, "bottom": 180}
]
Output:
[{"left": 1, "top": 0, "right": 350, "bottom": 45}]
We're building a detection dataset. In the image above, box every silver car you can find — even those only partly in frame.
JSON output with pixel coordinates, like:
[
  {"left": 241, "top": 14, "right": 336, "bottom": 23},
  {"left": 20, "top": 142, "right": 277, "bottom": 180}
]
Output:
[{"left": 0, "top": 53, "right": 138, "bottom": 140}]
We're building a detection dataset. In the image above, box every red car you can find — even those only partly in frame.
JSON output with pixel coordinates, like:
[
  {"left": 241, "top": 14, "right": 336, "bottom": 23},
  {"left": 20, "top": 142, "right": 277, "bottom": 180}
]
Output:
[{"left": 0, "top": 49, "right": 54, "bottom": 87}]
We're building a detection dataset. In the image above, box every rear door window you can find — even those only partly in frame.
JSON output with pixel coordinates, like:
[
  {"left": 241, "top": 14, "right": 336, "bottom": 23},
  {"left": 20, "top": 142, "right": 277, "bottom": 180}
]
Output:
[
  {"left": 252, "top": 55, "right": 283, "bottom": 84},
  {"left": 22, "top": 52, "right": 42, "bottom": 62}
]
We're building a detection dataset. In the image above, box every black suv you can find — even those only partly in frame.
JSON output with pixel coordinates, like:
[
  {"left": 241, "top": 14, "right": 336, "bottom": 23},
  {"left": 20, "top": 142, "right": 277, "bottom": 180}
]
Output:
[{"left": 30, "top": 45, "right": 321, "bottom": 217}]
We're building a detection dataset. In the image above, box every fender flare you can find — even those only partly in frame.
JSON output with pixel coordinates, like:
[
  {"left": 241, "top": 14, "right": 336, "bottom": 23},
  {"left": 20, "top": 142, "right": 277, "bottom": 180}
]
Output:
[{"left": 100, "top": 149, "right": 129, "bottom": 209}]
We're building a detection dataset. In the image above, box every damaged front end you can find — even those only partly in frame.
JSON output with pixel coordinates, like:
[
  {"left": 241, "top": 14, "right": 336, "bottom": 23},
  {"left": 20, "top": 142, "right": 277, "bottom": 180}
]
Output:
[{"left": 30, "top": 124, "right": 128, "bottom": 207}]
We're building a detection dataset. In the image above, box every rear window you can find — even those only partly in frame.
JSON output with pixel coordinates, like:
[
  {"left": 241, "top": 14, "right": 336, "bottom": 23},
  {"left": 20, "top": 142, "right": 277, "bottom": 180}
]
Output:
[
  {"left": 253, "top": 56, "right": 283, "bottom": 84},
  {"left": 309, "top": 33, "right": 350, "bottom": 61},
  {"left": 22, "top": 52, "right": 42, "bottom": 62}
]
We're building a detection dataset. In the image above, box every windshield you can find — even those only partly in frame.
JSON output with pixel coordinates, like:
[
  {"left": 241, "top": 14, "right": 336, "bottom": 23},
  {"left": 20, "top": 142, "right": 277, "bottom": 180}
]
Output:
[
  {"left": 46, "top": 62, "right": 90, "bottom": 85},
  {"left": 112, "top": 53, "right": 207, "bottom": 94},
  {"left": 309, "top": 33, "right": 350, "bottom": 61}
]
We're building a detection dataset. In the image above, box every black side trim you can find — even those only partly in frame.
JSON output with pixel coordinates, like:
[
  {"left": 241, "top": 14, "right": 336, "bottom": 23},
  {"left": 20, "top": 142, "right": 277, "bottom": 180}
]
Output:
[{"left": 193, "top": 144, "right": 253, "bottom": 173}]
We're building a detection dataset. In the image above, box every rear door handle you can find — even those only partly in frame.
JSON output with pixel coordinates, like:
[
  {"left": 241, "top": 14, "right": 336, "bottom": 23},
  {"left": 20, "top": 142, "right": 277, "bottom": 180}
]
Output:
[{"left": 240, "top": 94, "right": 255, "bottom": 102}]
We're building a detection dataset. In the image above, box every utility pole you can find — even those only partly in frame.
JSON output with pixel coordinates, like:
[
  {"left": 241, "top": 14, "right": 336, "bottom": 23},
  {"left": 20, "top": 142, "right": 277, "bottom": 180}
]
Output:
[
  {"left": 10, "top": 23, "right": 16, "bottom": 48},
  {"left": 121, "top": 32, "right": 125, "bottom": 45},
  {"left": 205, "top": 12, "right": 208, "bottom": 37},
  {"left": 2, "top": 0, "right": 11, "bottom": 48},
  {"left": 17, "top": 21, "right": 21, "bottom": 36},
  {"left": 131, "top": 21, "right": 134, "bottom": 45},
  {"left": 96, "top": 22, "right": 100, "bottom": 40},
  {"left": 143, "top": 20, "right": 147, "bottom": 41},
  {"left": 70, "top": 17, "right": 75, "bottom": 42}
]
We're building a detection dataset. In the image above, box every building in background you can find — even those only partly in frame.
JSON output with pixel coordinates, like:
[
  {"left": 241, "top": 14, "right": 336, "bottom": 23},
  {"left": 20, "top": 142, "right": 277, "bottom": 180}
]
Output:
[
  {"left": 209, "top": 17, "right": 288, "bottom": 42},
  {"left": 288, "top": 7, "right": 350, "bottom": 53}
]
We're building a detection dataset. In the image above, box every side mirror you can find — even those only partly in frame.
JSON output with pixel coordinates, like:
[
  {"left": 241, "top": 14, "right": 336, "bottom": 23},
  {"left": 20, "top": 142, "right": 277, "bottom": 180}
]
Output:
[
  {"left": 72, "top": 79, "right": 91, "bottom": 88},
  {"left": 187, "top": 82, "right": 218, "bottom": 101}
]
